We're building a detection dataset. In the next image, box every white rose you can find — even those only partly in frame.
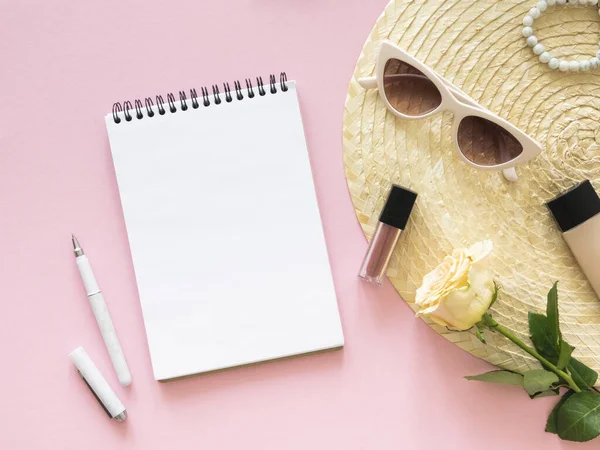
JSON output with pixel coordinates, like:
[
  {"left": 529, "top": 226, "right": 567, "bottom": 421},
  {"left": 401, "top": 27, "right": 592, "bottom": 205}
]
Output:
[{"left": 415, "top": 240, "right": 495, "bottom": 331}]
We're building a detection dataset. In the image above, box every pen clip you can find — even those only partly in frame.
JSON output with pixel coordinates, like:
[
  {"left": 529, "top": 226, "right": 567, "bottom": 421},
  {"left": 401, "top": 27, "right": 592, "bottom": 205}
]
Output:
[{"left": 77, "top": 370, "right": 112, "bottom": 418}]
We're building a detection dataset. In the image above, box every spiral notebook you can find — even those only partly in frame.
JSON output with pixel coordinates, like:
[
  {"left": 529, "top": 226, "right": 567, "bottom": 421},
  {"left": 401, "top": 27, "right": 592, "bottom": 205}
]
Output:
[{"left": 105, "top": 74, "right": 344, "bottom": 381}]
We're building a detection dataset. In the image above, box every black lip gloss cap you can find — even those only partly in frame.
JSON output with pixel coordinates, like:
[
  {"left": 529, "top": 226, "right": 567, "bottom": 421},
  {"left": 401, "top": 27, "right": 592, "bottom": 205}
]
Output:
[
  {"left": 379, "top": 185, "right": 418, "bottom": 230},
  {"left": 547, "top": 180, "right": 600, "bottom": 232}
]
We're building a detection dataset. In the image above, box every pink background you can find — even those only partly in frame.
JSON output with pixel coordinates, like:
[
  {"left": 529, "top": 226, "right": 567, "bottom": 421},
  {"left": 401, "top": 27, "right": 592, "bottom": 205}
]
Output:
[{"left": 0, "top": 0, "right": 594, "bottom": 448}]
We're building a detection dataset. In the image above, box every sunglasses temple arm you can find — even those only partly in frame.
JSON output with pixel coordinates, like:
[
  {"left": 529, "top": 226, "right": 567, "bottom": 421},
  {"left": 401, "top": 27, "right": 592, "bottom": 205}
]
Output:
[
  {"left": 357, "top": 76, "right": 378, "bottom": 89},
  {"left": 502, "top": 167, "right": 518, "bottom": 182}
]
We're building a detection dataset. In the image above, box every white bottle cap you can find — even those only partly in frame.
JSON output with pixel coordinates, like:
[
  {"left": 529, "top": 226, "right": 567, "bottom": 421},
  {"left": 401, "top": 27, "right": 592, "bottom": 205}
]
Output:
[{"left": 69, "top": 346, "right": 127, "bottom": 422}]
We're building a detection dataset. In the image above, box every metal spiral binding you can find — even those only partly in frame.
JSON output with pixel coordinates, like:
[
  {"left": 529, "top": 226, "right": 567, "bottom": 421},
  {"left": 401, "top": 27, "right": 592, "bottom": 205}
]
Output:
[{"left": 111, "top": 72, "right": 288, "bottom": 124}]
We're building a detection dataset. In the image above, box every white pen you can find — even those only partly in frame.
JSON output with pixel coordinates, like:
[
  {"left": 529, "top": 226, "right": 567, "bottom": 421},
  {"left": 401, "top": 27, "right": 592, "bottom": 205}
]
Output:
[{"left": 72, "top": 234, "right": 132, "bottom": 386}]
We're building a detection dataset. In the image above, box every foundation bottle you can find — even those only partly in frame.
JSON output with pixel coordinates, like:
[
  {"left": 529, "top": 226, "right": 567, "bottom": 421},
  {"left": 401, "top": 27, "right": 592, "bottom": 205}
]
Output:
[{"left": 547, "top": 180, "right": 600, "bottom": 298}]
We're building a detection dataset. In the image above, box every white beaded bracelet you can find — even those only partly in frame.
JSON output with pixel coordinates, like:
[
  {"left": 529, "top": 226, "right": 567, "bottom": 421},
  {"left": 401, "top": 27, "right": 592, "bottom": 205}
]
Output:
[{"left": 522, "top": 0, "right": 600, "bottom": 71}]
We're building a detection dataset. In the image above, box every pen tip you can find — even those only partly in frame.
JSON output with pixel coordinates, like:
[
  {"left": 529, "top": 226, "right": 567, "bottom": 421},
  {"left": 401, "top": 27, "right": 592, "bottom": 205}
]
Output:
[{"left": 72, "top": 234, "right": 84, "bottom": 256}]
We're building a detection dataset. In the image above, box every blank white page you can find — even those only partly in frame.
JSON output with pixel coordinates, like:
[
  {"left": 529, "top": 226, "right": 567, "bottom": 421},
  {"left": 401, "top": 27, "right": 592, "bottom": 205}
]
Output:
[{"left": 105, "top": 82, "right": 344, "bottom": 380}]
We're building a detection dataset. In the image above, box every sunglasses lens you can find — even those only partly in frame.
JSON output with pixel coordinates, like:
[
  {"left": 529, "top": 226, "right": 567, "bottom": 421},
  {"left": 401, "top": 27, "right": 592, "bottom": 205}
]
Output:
[
  {"left": 457, "top": 116, "right": 523, "bottom": 166},
  {"left": 383, "top": 59, "right": 442, "bottom": 116}
]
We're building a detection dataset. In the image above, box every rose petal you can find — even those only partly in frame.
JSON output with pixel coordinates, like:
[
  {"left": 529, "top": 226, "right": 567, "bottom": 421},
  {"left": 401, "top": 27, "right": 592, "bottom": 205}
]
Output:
[{"left": 468, "top": 240, "right": 493, "bottom": 264}]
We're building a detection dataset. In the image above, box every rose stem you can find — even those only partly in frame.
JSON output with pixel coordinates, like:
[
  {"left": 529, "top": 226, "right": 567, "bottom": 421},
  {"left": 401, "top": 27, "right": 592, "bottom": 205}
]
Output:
[{"left": 483, "top": 313, "right": 582, "bottom": 393}]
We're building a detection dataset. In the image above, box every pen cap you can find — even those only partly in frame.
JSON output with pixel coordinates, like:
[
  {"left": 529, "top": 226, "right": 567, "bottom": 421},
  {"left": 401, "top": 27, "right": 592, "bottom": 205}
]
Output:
[
  {"left": 378, "top": 185, "right": 418, "bottom": 230},
  {"left": 547, "top": 180, "right": 600, "bottom": 232},
  {"left": 69, "top": 347, "right": 126, "bottom": 420}
]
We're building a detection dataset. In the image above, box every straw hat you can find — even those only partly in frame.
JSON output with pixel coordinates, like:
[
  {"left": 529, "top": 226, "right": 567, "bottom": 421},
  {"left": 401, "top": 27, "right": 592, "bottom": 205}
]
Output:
[{"left": 343, "top": 0, "right": 600, "bottom": 373}]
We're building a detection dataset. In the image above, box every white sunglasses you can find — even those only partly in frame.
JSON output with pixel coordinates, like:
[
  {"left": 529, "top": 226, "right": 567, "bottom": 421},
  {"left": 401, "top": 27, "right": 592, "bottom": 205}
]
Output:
[{"left": 358, "top": 41, "right": 542, "bottom": 182}]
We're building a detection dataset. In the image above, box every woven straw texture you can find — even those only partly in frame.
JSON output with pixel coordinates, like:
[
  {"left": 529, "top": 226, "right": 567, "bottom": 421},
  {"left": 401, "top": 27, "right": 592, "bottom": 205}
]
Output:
[{"left": 343, "top": 0, "right": 600, "bottom": 373}]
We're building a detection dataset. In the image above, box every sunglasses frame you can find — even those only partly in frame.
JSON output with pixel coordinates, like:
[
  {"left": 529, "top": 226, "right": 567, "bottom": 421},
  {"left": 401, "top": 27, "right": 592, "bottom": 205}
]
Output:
[{"left": 358, "top": 41, "right": 542, "bottom": 181}]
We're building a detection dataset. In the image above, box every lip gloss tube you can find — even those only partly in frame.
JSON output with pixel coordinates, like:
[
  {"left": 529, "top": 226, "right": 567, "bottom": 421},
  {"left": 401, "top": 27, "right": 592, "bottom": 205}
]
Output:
[{"left": 359, "top": 185, "right": 417, "bottom": 285}]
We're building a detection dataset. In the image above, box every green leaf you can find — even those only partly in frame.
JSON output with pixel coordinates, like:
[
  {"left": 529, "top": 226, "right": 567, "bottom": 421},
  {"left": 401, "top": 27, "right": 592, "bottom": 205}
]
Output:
[
  {"left": 528, "top": 312, "right": 558, "bottom": 360},
  {"left": 557, "top": 391, "right": 600, "bottom": 442},
  {"left": 489, "top": 282, "right": 499, "bottom": 308},
  {"left": 523, "top": 369, "right": 560, "bottom": 396},
  {"left": 568, "top": 358, "right": 598, "bottom": 390},
  {"left": 546, "top": 282, "right": 561, "bottom": 349},
  {"left": 546, "top": 390, "right": 575, "bottom": 434},
  {"left": 475, "top": 323, "right": 486, "bottom": 344},
  {"left": 557, "top": 341, "right": 574, "bottom": 371},
  {"left": 533, "top": 388, "right": 560, "bottom": 399},
  {"left": 465, "top": 370, "right": 523, "bottom": 386}
]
